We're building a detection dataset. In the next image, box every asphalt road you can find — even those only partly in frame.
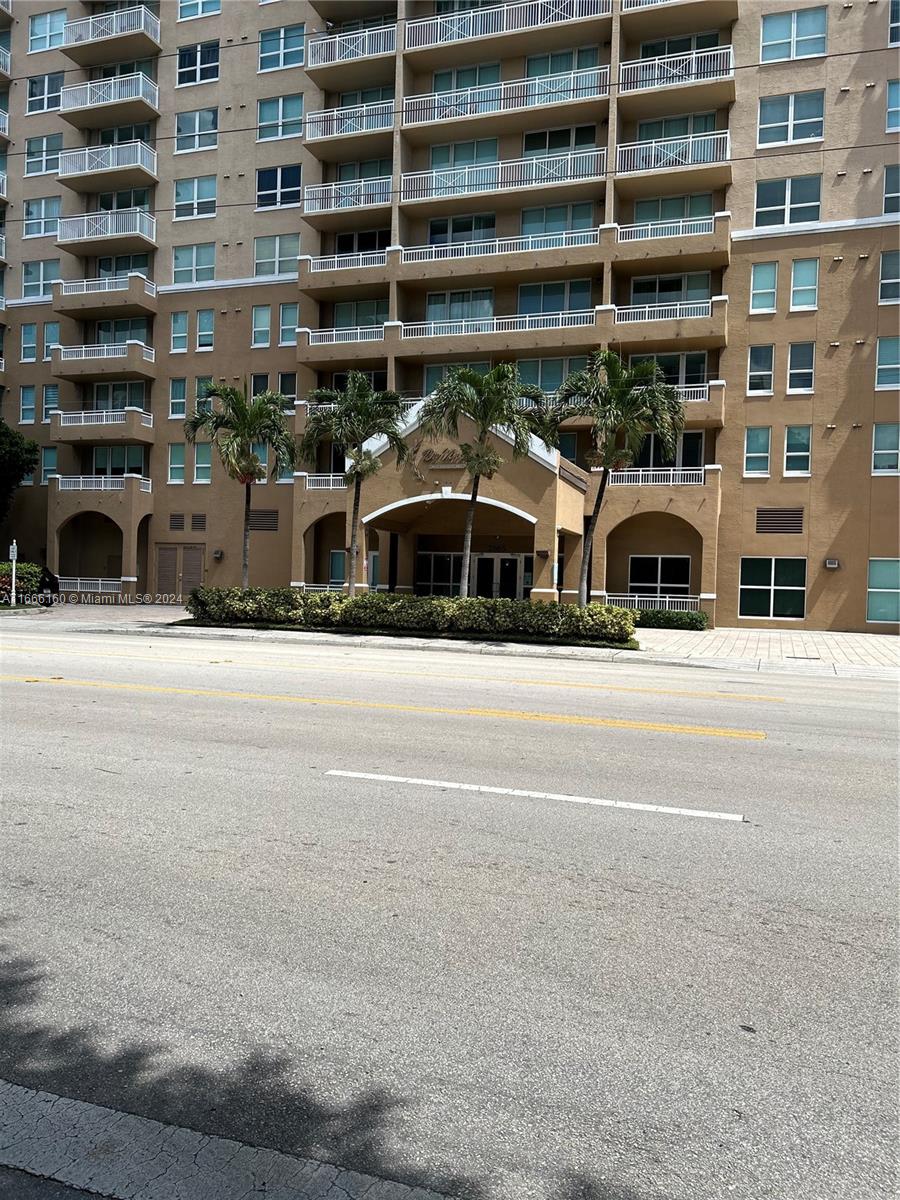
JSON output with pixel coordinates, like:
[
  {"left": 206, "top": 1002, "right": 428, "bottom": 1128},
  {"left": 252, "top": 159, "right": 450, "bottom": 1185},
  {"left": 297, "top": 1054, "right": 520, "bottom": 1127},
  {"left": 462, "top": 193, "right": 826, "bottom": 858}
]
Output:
[{"left": 0, "top": 625, "right": 896, "bottom": 1200}]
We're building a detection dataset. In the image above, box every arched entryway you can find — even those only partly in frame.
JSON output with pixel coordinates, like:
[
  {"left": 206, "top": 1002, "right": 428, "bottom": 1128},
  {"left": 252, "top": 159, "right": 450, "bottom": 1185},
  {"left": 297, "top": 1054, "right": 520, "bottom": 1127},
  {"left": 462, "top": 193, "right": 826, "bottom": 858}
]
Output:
[
  {"left": 57, "top": 512, "right": 124, "bottom": 584},
  {"left": 605, "top": 512, "right": 703, "bottom": 607},
  {"left": 302, "top": 511, "right": 348, "bottom": 589}
]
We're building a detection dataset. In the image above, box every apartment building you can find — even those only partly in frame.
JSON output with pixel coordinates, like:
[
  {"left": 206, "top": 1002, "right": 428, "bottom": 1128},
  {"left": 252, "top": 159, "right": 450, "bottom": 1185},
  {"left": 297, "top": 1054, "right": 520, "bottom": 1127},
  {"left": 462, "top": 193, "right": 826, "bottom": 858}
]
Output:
[{"left": 1, "top": 0, "right": 898, "bottom": 629}]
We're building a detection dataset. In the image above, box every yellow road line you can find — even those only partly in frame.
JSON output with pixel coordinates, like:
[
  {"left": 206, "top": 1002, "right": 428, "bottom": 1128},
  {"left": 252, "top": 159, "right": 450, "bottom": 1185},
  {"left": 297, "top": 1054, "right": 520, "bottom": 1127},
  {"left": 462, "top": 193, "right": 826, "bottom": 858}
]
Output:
[
  {"left": 0, "top": 642, "right": 784, "bottom": 704},
  {"left": 1, "top": 673, "right": 767, "bottom": 740}
]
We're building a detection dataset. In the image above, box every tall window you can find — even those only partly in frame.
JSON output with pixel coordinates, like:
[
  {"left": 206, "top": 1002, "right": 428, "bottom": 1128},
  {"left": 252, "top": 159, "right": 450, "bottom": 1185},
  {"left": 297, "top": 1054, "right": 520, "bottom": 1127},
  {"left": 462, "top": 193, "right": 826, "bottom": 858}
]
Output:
[
  {"left": 868, "top": 560, "right": 900, "bottom": 623},
  {"left": 886, "top": 165, "right": 900, "bottom": 214},
  {"left": 194, "top": 443, "right": 212, "bottom": 483},
  {"left": 750, "top": 262, "right": 777, "bottom": 312},
  {"left": 28, "top": 10, "right": 66, "bottom": 52},
  {"left": 251, "top": 442, "right": 269, "bottom": 481},
  {"left": 790, "top": 259, "right": 819, "bottom": 310},
  {"left": 170, "top": 379, "right": 187, "bottom": 419},
  {"left": 888, "top": 81, "right": 900, "bottom": 132},
  {"left": 739, "top": 559, "right": 807, "bottom": 618},
  {"left": 256, "top": 165, "right": 301, "bottom": 207},
  {"left": 171, "top": 312, "right": 189, "bottom": 351},
  {"left": 177, "top": 41, "right": 220, "bottom": 86},
  {"left": 784, "top": 425, "right": 811, "bottom": 474},
  {"left": 892, "top": 0, "right": 900, "bottom": 45},
  {"left": 169, "top": 444, "right": 186, "bottom": 483},
  {"left": 254, "top": 233, "right": 299, "bottom": 276},
  {"left": 21, "top": 325, "right": 37, "bottom": 364},
  {"left": 278, "top": 372, "right": 297, "bottom": 408},
  {"left": 880, "top": 251, "right": 900, "bottom": 303},
  {"left": 876, "top": 337, "right": 899, "bottom": 388},
  {"left": 755, "top": 176, "right": 821, "bottom": 226},
  {"left": 279, "top": 303, "right": 298, "bottom": 345},
  {"left": 787, "top": 343, "right": 815, "bottom": 392},
  {"left": 175, "top": 108, "right": 218, "bottom": 152},
  {"left": 748, "top": 345, "right": 775, "bottom": 393},
  {"left": 744, "top": 427, "right": 771, "bottom": 474},
  {"left": 519, "top": 279, "right": 592, "bottom": 313},
  {"left": 26, "top": 73, "right": 64, "bottom": 114},
  {"left": 25, "top": 134, "right": 62, "bottom": 176},
  {"left": 173, "top": 243, "right": 215, "bottom": 284},
  {"left": 42, "top": 385, "right": 59, "bottom": 423},
  {"left": 197, "top": 309, "right": 214, "bottom": 350},
  {"left": 174, "top": 175, "right": 217, "bottom": 219},
  {"left": 257, "top": 94, "right": 303, "bottom": 140},
  {"left": 43, "top": 323, "right": 60, "bottom": 360},
  {"left": 41, "top": 447, "right": 58, "bottom": 486},
  {"left": 259, "top": 24, "right": 305, "bottom": 71},
  {"left": 761, "top": 7, "right": 826, "bottom": 61},
  {"left": 20, "top": 387, "right": 36, "bottom": 424},
  {"left": 251, "top": 305, "right": 271, "bottom": 347},
  {"left": 24, "top": 197, "right": 61, "bottom": 239},
  {"left": 872, "top": 424, "right": 899, "bottom": 473},
  {"left": 179, "top": 0, "right": 220, "bottom": 17},
  {"left": 22, "top": 259, "right": 60, "bottom": 298},
  {"left": 758, "top": 91, "right": 824, "bottom": 145}
]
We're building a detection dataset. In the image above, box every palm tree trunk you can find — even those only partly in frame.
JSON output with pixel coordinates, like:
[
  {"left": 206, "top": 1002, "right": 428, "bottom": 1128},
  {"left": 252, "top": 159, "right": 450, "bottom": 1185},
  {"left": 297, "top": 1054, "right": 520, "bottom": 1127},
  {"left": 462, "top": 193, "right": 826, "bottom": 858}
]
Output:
[
  {"left": 459, "top": 474, "right": 479, "bottom": 600},
  {"left": 242, "top": 481, "right": 252, "bottom": 590},
  {"left": 348, "top": 473, "right": 362, "bottom": 598},
  {"left": 578, "top": 467, "right": 609, "bottom": 608}
]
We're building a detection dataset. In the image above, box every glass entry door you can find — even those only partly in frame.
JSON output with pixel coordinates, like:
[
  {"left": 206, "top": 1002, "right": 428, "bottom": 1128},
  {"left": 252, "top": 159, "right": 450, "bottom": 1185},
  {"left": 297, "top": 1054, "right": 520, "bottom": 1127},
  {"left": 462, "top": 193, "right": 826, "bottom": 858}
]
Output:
[{"left": 472, "top": 554, "right": 524, "bottom": 599}]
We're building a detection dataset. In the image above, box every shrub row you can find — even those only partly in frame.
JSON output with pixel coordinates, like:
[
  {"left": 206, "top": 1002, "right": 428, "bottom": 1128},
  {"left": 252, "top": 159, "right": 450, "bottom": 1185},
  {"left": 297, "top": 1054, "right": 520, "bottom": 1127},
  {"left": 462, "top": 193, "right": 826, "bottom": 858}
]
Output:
[
  {"left": 0, "top": 561, "right": 42, "bottom": 604},
  {"left": 633, "top": 608, "right": 709, "bottom": 630},
  {"left": 187, "top": 587, "right": 637, "bottom": 644}
]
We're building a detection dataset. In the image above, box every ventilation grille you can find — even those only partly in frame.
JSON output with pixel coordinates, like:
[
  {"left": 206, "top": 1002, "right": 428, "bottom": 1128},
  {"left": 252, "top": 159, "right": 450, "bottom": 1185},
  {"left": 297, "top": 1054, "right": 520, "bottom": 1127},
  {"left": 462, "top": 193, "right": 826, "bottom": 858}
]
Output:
[
  {"left": 756, "top": 507, "right": 804, "bottom": 534},
  {"left": 248, "top": 509, "right": 278, "bottom": 532},
  {"left": 191, "top": 513, "right": 206, "bottom": 532},
  {"left": 169, "top": 513, "right": 185, "bottom": 531}
]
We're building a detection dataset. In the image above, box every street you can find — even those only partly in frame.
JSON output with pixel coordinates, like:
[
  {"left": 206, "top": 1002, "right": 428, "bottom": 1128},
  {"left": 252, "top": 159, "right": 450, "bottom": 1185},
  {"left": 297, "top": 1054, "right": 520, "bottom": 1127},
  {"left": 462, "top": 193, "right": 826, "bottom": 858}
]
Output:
[{"left": 0, "top": 624, "right": 896, "bottom": 1200}]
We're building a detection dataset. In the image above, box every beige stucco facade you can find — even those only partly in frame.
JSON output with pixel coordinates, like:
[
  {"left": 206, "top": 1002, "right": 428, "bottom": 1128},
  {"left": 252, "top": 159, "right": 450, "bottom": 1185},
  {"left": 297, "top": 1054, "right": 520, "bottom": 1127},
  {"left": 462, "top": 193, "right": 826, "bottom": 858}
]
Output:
[{"left": 1, "top": 0, "right": 898, "bottom": 629}]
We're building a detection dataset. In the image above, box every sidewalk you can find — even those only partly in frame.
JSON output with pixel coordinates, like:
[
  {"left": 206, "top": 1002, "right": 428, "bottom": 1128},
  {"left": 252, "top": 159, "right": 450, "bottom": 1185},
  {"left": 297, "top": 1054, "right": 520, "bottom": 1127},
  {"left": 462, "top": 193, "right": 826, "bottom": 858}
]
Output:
[{"left": 4, "top": 603, "right": 897, "bottom": 680}]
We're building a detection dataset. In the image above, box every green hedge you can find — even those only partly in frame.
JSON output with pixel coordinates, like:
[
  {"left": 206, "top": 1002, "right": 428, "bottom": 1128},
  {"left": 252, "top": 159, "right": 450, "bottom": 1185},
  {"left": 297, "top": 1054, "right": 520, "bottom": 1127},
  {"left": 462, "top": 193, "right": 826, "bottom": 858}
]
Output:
[
  {"left": 186, "top": 587, "right": 637, "bottom": 645},
  {"left": 633, "top": 608, "right": 708, "bottom": 630},
  {"left": 0, "top": 561, "right": 42, "bottom": 604}
]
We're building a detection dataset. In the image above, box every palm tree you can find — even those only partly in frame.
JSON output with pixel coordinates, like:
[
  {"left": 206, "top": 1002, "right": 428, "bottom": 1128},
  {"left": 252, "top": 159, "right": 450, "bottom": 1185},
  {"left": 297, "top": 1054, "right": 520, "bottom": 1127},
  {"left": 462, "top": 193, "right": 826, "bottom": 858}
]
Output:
[
  {"left": 298, "top": 371, "right": 409, "bottom": 597},
  {"left": 418, "top": 363, "right": 545, "bottom": 599},
  {"left": 184, "top": 383, "right": 295, "bottom": 590},
  {"left": 557, "top": 349, "right": 684, "bottom": 607}
]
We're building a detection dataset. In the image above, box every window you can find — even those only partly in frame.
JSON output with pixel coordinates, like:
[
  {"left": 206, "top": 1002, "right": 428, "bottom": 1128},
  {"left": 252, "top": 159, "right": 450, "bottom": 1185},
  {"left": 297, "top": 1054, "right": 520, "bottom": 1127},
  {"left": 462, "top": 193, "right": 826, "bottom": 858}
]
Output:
[
  {"left": 171, "top": 312, "right": 188, "bottom": 352},
  {"left": 748, "top": 345, "right": 775, "bottom": 393},
  {"left": 744, "top": 427, "right": 771, "bottom": 474},
  {"left": 93, "top": 446, "right": 144, "bottom": 477},
  {"left": 877, "top": 337, "right": 899, "bottom": 388},
  {"left": 755, "top": 176, "right": 821, "bottom": 226},
  {"left": 630, "top": 352, "right": 707, "bottom": 387},
  {"left": 278, "top": 372, "right": 297, "bottom": 408},
  {"left": 25, "top": 134, "right": 62, "bottom": 176},
  {"left": 630, "top": 272, "right": 710, "bottom": 304},
  {"left": 633, "top": 193, "right": 713, "bottom": 223},
  {"left": 177, "top": 41, "right": 220, "bottom": 86},
  {"left": 761, "top": 7, "right": 826, "bottom": 61},
  {"left": 335, "top": 298, "right": 389, "bottom": 328},
  {"left": 41, "top": 447, "right": 58, "bottom": 486},
  {"left": 257, "top": 94, "right": 303, "bottom": 140},
  {"left": 175, "top": 108, "right": 218, "bottom": 153},
  {"left": 329, "top": 550, "right": 346, "bottom": 587},
  {"left": 22, "top": 259, "right": 60, "bottom": 298},
  {"left": 252, "top": 441, "right": 269, "bottom": 481},
  {"left": 757, "top": 91, "right": 824, "bottom": 145},
  {"left": 424, "top": 361, "right": 489, "bottom": 394},
  {"left": 24, "top": 196, "right": 60, "bottom": 238},
  {"left": 424, "top": 290, "right": 491, "bottom": 322},
  {"left": 790, "top": 259, "right": 819, "bottom": 310},
  {"left": 179, "top": 0, "right": 220, "bottom": 17},
  {"left": 279, "top": 303, "right": 298, "bottom": 345},
  {"left": 868, "top": 560, "right": 900, "bottom": 623},
  {"left": 740, "top": 558, "right": 806, "bottom": 618},
  {"left": 886, "top": 165, "right": 900, "bottom": 214},
  {"left": 43, "top": 323, "right": 60, "bottom": 360},
  {"left": 889, "top": 81, "right": 900, "bottom": 132},
  {"left": 42, "top": 385, "right": 59, "bottom": 423},
  {"left": 20, "top": 387, "right": 36, "bottom": 424},
  {"left": 173, "top": 243, "right": 215, "bottom": 284},
  {"left": 174, "top": 175, "right": 217, "bottom": 219},
  {"left": 784, "top": 425, "right": 811, "bottom": 474},
  {"left": 628, "top": 557, "right": 691, "bottom": 598},
  {"left": 98, "top": 253, "right": 150, "bottom": 280},
  {"left": 94, "top": 382, "right": 146, "bottom": 411},
  {"left": 169, "top": 444, "right": 185, "bottom": 483},
  {"left": 750, "top": 262, "right": 777, "bottom": 312},
  {"left": 430, "top": 138, "right": 498, "bottom": 169},
  {"left": 519, "top": 279, "right": 592, "bottom": 313},
  {"left": 249, "top": 374, "right": 268, "bottom": 398},
  {"left": 170, "top": 379, "right": 187, "bottom": 419},
  {"left": 879, "top": 251, "right": 900, "bottom": 304},
  {"left": 635, "top": 431, "right": 704, "bottom": 470},
  {"left": 29, "top": 10, "right": 66, "bottom": 52},
  {"left": 787, "top": 343, "right": 815, "bottom": 392},
  {"left": 559, "top": 432, "right": 578, "bottom": 463},
  {"left": 21, "top": 325, "right": 37, "bottom": 364},
  {"left": 256, "top": 165, "right": 301, "bottom": 208},
  {"left": 190, "top": 309, "right": 212, "bottom": 351},
  {"left": 97, "top": 317, "right": 150, "bottom": 346},
  {"left": 99, "top": 123, "right": 152, "bottom": 147},
  {"left": 254, "top": 233, "right": 299, "bottom": 276},
  {"left": 196, "top": 377, "right": 213, "bottom": 409},
  {"left": 251, "top": 305, "right": 271, "bottom": 347},
  {"left": 523, "top": 126, "right": 594, "bottom": 157},
  {"left": 892, "top": 0, "right": 900, "bottom": 45},
  {"left": 26, "top": 73, "right": 64, "bottom": 113},
  {"left": 194, "top": 443, "right": 212, "bottom": 482},
  {"left": 98, "top": 186, "right": 150, "bottom": 213},
  {"left": 259, "top": 24, "right": 305, "bottom": 71},
  {"left": 873, "top": 423, "right": 900, "bottom": 472}
]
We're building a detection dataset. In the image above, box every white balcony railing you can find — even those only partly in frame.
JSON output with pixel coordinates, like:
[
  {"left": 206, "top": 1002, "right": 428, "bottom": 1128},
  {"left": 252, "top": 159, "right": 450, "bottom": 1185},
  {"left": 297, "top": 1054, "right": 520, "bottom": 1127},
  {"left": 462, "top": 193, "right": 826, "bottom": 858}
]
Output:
[
  {"left": 618, "top": 216, "right": 715, "bottom": 242},
  {"left": 57, "top": 208, "right": 157, "bottom": 244},
  {"left": 401, "top": 148, "right": 606, "bottom": 202},
  {"left": 306, "top": 100, "right": 394, "bottom": 141},
  {"left": 406, "top": 0, "right": 610, "bottom": 50},
  {"left": 607, "top": 593, "right": 701, "bottom": 611},
  {"left": 305, "top": 474, "right": 347, "bottom": 489},
  {"left": 58, "top": 274, "right": 157, "bottom": 298},
  {"left": 0, "top": 48, "right": 9, "bottom": 75},
  {"left": 401, "top": 227, "right": 600, "bottom": 264},
  {"left": 621, "top": 0, "right": 681, "bottom": 9},
  {"left": 56, "top": 473, "right": 151, "bottom": 491},
  {"left": 0, "top": 110, "right": 8, "bottom": 137},
  {"left": 58, "top": 141, "right": 157, "bottom": 179},
  {"left": 675, "top": 385, "right": 709, "bottom": 403},
  {"left": 307, "top": 25, "right": 396, "bottom": 68},
  {"left": 0, "top": 233, "right": 5, "bottom": 259},
  {"left": 619, "top": 46, "right": 734, "bottom": 93},
  {"left": 309, "top": 251, "right": 389, "bottom": 272},
  {"left": 57, "top": 407, "right": 153, "bottom": 427},
  {"left": 402, "top": 310, "right": 595, "bottom": 339},
  {"left": 61, "top": 72, "right": 159, "bottom": 115},
  {"left": 63, "top": 5, "right": 160, "bottom": 49},
  {"left": 615, "top": 301, "right": 712, "bottom": 323},
  {"left": 608, "top": 467, "right": 706, "bottom": 486},
  {"left": 56, "top": 341, "right": 156, "bottom": 363},
  {"left": 58, "top": 577, "right": 123, "bottom": 594},
  {"left": 617, "top": 130, "right": 730, "bottom": 174},
  {"left": 0, "top": 173, "right": 6, "bottom": 199},
  {"left": 0, "top": 1, "right": 11, "bottom": 16},
  {"left": 308, "top": 326, "right": 385, "bottom": 345},
  {"left": 303, "top": 176, "right": 392, "bottom": 215},
  {"left": 404, "top": 66, "right": 609, "bottom": 126},
  {"left": 0, "top": 357, "right": 5, "bottom": 372}
]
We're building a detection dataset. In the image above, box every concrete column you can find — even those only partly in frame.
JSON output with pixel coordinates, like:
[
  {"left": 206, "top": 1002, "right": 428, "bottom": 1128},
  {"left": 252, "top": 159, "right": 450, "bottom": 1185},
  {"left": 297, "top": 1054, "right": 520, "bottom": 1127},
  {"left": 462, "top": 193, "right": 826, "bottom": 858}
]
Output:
[
  {"left": 588, "top": 522, "right": 607, "bottom": 603},
  {"left": 394, "top": 532, "right": 415, "bottom": 592},
  {"left": 559, "top": 534, "right": 583, "bottom": 606},
  {"left": 119, "top": 516, "right": 139, "bottom": 600},
  {"left": 377, "top": 529, "right": 391, "bottom": 591},
  {"left": 529, "top": 521, "right": 558, "bottom": 603},
  {"left": 290, "top": 513, "right": 307, "bottom": 587}
]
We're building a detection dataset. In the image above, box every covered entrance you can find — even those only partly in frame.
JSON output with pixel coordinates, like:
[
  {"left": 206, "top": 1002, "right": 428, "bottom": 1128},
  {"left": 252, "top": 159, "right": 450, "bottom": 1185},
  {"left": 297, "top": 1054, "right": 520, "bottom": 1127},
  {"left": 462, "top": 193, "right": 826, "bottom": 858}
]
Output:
[{"left": 472, "top": 553, "right": 533, "bottom": 599}]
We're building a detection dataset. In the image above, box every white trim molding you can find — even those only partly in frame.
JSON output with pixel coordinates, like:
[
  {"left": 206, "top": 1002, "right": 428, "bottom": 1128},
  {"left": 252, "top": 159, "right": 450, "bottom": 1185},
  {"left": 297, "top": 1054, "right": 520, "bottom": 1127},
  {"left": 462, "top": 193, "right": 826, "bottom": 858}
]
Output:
[
  {"left": 732, "top": 214, "right": 900, "bottom": 242},
  {"left": 362, "top": 493, "right": 538, "bottom": 526},
  {"left": 158, "top": 273, "right": 298, "bottom": 294}
]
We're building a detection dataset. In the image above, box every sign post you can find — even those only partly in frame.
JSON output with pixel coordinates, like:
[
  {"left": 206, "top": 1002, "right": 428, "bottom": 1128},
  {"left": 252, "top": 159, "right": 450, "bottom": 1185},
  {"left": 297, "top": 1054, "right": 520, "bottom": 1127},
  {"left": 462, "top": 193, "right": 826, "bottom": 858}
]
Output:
[{"left": 8, "top": 540, "right": 17, "bottom": 609}]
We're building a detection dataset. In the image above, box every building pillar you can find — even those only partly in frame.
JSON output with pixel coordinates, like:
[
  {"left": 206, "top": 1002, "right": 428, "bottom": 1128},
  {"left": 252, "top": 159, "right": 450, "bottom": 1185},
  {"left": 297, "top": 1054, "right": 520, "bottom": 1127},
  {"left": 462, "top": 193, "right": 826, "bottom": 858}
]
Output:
[
  {"left": 529, "top": 521, "right": 558, "bottom": 603},
  {"left": 120, "top": 518, "right": 139, "bottom": 600},
  {"left": 588, "top": 523, "right": 607, "bottom": 604},
  {"left": 559, "top": 533, "right": 584, "bottom": 605},
  {"left": 394, "top": 532, "right": 415, "bottom": 593},
  {"left": 290, "top": 516, "right": 307, "bottom": 587}
]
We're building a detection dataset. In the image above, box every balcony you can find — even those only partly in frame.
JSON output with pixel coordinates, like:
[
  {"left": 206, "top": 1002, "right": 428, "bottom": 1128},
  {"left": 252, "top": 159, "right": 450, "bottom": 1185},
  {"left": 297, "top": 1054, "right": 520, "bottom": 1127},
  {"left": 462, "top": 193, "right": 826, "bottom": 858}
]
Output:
[
  {"left": 52, "top": 406, "right": 154, "bottom": 445},
  {"left": 51, "top": 341, "right": 157, "bottom": 382},
  {"left": 61, "top": 5, "right": 161, "bottom": 67},
  {"left": 608, "top": 295, "right": 727, "bottom": 350},
  {"left": 303, "top": 474, "right": 348, "bottom": 490},
  {"left": 305, "top": 100, "right": 394, "bottom": 159},
  {"left": 306, "top": 26, "right": 396, "bottom": 88},
  {"left": 52, "top": 275, "right": 158, "bottom": 320},
  {"left": 400, "top": 148, "right": 606, "bottom": 212},
  {"left": 405, "top": 0, "right": 611, "bottom": 64},
  {"left": 0, "top": 172, "right": 6, "bottom": 203},
  {"left": 49, "top": 472, "right": 154, "bottom": 534},
  {"left": 0, "top": 47, "right": 9, "bottom": 79},
  {"left": 0, "top": 110, "right": 8, "bottom": 141},
  {"left": 56, "top": 209, "right": 157, "bottom": 255},
  {"left": 402, "top": 310, "right": 594, "bottom": 339},
  {"left": 0, "top": 1, "right": 11, "bottom": 30},
  {"left": 0, "top": 233, "right": 4, "bottom": 262},
  {"left": 620, "top": 0, "right": 739, "bottom": 37},
  {"left": 309, "top": 325, "right": 386, "bottom": 345},
  {"left": 614, "top": 210, "right": 730, "bottom": 271},
  {"left": 618, "top": 46, "right": 734, "bottom": 116},
  {"left": 302, "top": 177, "right": 392, "bottom": 228},
  {"left": 58, "top": 141, "right": 157, "bottom": 193},
  {"left": 60, "top": 73, "right": 160, "bottom": 129},
  {"left": 608, "top": 467, "right": 705, "bottom": 486},
  {"left": 615, "top": 300, "right": 711, "bottom": 323},
  {"left": 309, "top": 251, "right": 389, "bottom": 272},
  {"left": 398, "top": 309, "right": 600, "bottom": 356},
  {"left": 615, "top": 131, "right": 731, "bottom": 194},
  {"left": 403, "top": 67, "right": 609, "bottom": 142}
]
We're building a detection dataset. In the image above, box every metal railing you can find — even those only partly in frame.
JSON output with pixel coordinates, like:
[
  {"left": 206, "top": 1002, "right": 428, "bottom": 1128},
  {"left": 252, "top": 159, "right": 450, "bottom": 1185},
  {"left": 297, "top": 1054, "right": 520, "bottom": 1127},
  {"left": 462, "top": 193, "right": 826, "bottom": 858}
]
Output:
[
  {"left": 607, "top": 593, "right": 700, "bottom": 611},
  {"left": 0, "top": 110, "right": 7, "bottom": 137},
  {"left": 56, "top": 341, "right": 156, "bottom": 363},
  {"left": 402, "top": 310, "right": 595, "bottom": 339},
  {"left": 58, "top": 577, "right": 123, "bottom": 594},
  {"left": 308, "top": 326, "right": 385, "bottom": 345},
  {"left": 303, "top": 176, "right": 392, "bottom": 214},
  {"left": 305, "top": 474, "right": 347, "bottom": 489},
  {"left": 0, "top": 173, "right": 6, "bottom": 199},
  {"left": 307, "top": 25, "right": 396, "bottom": 68},
  {"left": 618, "top": 216, "right": 715, "bottom": 241},
  {"left": 57, "top": 208, "right": 157, "bottom": 244},
  {"left": 622, "top": 0, "right": 680, "bottom": 8},
  {"left": 619, "top": 46, "right": 733, "bottom": 92},
  {"left": 401, "top": 147, "right": 606, "bottom": 202},
  {"left": 675, "top": 385, "right": 709, "bottom": 403},
  {"left": 0, "top": 48, "right": 9, "bottom": 75},
  {"left": 57, "top": 407, "right": 153, "bottom": 427},
  {"left": 59, "top": 141, "right": 157, "bottom": 179},
  {"left": 0, "top": 233, "right": 5, "bottom": 260},
  {"left": 608, "top": 467, "right": 706, "bottom": 486},
  {"left": 63, "top": 5, "right": 160, "bottom": 49},
  {"left": 309, "top": 251, "right": 389, "bottom": 272},
  {"left": 0, "top": 357, "right": 5, "bottom": 372},
  {"left": 404, "top": 66, "right": 609, "bottom": 125},
  {"left": 402, "top": 227, "right": 600, "bottom": 263},
  {"left": 617, "top": 130, "right": 730, "bottom": 174},
  {"left": 61, "top": 72, "right": 159, "bottom": 115},
  {"left": 306, "top": 100, "right": 394, "bottom": 141},
  {"left": 56, "top": 474, "right": 151, "bottom": 491},
  {"left": 615, "top": 300, "right": 712, "bottom": 323},
  {"left": 58, "top": 274, "right": 156, "bottom": 298},
  {"left": 406, "top": 0, "right": 611, "bottom": 50}
]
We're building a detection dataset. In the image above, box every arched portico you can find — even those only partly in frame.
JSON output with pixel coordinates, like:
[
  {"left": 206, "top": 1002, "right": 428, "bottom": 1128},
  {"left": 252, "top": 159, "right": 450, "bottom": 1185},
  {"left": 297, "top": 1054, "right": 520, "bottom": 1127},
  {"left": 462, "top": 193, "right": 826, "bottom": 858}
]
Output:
[
  {"left": 56, "top": 512, "right": 125, "bottom": 584},
  {"left": 604, "top": 512, "right": 707, "bottom": 613}
]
